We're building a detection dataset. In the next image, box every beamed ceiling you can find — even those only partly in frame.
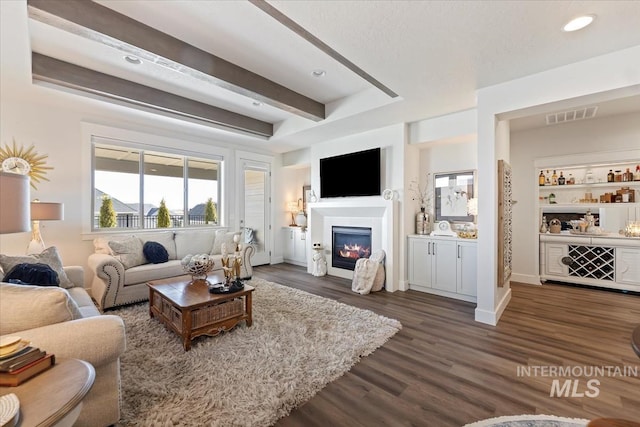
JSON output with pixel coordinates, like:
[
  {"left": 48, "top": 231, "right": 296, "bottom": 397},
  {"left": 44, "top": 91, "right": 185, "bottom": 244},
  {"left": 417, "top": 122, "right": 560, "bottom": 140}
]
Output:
[{"left": 1, "top": 1, "right": 640, "bottom": 152}]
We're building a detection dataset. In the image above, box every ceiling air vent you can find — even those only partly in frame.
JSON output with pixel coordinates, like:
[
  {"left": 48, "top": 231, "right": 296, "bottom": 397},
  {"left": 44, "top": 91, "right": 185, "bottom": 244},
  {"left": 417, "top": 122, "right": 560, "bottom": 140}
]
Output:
[{"left": 546, "top": 106, "right": 598, "bottom": 125}]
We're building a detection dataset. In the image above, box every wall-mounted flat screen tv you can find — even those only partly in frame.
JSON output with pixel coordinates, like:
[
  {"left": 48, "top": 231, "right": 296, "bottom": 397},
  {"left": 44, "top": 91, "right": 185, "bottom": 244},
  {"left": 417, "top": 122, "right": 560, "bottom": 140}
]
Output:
[{"left": 320, "top": 148, "right": 381, "bottom": 198}]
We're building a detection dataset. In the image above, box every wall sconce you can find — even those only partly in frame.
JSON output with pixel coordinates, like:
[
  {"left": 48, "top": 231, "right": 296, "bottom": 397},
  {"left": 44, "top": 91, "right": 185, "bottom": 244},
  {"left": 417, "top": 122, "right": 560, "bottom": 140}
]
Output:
[{"left": 27, "top": 200, "right": 64, "bottom": 254}]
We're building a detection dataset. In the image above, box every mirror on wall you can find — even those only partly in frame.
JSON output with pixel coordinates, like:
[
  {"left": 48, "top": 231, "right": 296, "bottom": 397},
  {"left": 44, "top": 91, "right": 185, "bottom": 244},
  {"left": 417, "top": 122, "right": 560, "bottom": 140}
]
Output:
[{"left": 434, "top": 170, "right": 476, "bottom": 222}]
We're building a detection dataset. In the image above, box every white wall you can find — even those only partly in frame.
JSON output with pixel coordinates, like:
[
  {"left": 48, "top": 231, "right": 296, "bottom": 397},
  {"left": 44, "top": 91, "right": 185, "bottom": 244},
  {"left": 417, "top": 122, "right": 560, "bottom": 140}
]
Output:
[
  {"left": 409, "top": 109, "right": 477, "bottom": 145},
  {"left": 510, "top": 111, "right": 640, "bottom": 283},
  {"left": 420, "top": 140, "right": 478, "bottom": 176}
]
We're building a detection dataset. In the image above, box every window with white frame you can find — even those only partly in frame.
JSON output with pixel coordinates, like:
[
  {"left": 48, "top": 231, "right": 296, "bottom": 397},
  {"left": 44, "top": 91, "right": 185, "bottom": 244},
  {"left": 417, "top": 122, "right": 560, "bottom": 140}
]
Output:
[{"left": 92, "top": 140, "right": 222, "bottom": 231}]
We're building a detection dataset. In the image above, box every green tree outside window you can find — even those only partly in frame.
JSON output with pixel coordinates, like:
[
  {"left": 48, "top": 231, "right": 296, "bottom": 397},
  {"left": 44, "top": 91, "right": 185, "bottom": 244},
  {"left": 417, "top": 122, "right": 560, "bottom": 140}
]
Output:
[
  {"left": 99, "top": 195, "right": 117, "bottom": 228},
  {"left": 205, "top": 197, "right": 217, "bottom": 224},
  {"left": 157, "top": 198, "right": 171, "bottom": 228}
]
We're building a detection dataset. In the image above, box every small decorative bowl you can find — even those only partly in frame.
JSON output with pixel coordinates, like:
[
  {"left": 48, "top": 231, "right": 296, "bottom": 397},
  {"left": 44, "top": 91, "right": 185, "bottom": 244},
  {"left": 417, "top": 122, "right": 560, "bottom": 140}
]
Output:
[{"left": 181, "top": 254, "right": 215, "bottom": 281}]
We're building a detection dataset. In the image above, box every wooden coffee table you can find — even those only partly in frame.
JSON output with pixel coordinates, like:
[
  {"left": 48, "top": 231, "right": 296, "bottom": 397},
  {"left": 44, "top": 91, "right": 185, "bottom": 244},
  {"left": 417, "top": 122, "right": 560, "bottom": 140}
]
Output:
[{"left": 147, "top": 275, "right": 254, "bottom": 351}]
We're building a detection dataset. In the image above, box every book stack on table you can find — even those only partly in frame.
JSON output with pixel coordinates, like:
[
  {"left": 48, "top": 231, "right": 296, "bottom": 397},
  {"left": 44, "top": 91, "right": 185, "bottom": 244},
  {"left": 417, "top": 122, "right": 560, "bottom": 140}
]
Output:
[{"left": 0, "top": 336, "right": 55, "bottom": 387}]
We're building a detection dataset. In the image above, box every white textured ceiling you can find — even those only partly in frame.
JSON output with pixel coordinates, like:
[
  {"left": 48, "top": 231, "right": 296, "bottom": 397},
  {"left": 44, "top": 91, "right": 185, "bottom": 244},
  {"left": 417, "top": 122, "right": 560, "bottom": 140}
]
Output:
[{"left": 2, "top": 0, "right": 640, "bottom": 152}]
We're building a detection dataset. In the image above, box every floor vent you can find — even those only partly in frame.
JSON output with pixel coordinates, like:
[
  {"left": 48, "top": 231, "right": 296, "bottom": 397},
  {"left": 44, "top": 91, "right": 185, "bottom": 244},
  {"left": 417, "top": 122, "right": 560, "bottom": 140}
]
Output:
[{"left": 546, "top": 106, "right": 598, "bottom": 125}]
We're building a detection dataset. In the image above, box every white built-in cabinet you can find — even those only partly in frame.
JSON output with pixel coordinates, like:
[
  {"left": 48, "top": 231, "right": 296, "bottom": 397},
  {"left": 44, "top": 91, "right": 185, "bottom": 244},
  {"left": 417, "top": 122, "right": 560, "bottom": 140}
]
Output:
[
  {"left": 407, "top": 235, "right": 477, "bottom": 302},
  {"left": 540, "top": 234, "right": 640, "bottom": 291},
  {"left": 282, "top": 227, "right": 307, "bottom": 266},
  {"left": 616, "top": 248, "right": 640, "bottom": 285}
]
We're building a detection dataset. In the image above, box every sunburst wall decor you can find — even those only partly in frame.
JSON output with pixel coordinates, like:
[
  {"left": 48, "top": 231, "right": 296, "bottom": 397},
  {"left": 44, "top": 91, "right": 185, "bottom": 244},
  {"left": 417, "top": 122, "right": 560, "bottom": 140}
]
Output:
[{"left": 0, "top": 138, "right": 53, "bottom": 189}]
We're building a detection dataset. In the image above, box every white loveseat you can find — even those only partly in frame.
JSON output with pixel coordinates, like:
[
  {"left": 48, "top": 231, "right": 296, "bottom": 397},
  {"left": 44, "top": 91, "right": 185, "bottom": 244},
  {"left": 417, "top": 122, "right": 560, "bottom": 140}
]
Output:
[
  {"left": 0, "top": 266, "right": 126, "bottom": 427},
  {"left": 87, "top": 229, "right": 254, "bottom": 310}
]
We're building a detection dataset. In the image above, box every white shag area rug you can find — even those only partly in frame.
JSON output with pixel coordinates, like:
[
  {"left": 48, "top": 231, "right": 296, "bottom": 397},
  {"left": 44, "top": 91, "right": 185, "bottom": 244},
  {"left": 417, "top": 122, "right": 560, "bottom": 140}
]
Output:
[
  {"left": 464, "top": 414, "right": 591, "bottom": 427},
  {"left": 113, "top": 277, "right": 402, "bottom": 426}
]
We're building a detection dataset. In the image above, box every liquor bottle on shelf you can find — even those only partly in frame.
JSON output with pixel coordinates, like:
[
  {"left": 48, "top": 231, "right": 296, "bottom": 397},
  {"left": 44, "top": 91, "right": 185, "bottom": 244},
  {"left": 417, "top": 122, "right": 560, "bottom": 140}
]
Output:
[
  {"left": 545, "top": 170, "right": 551, "bottom": 186},
  {"left": 551, "top": 170, "right": 558, "bottom": 185},
  {"left": 568, "top": 174, "right": 575, "bottom": 185},
  {"left": 624, "top": 168, "right": 633, "bottom": 182},
  {"left": 607, "top": 170, "right": 615, "bottom": 182},
  {"left": 635, "top": 165, "right": 640, "bottom": 181},
  {"left": 558, "top": 172, "right": 565, "bottom": 185},
  {"left": 539, "top": 171, "right": 545, "bottom": 186}
]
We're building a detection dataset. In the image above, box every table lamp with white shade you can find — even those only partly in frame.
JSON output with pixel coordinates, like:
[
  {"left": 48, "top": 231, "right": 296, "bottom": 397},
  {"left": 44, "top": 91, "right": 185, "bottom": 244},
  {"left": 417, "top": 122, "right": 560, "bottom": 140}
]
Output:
[
  {"left": 0, "top": 171, "right": 31, "bottom": 234},
  {"left": 287, "top": 201, "right": 299, "bottom": 226},
  {"left": 27, "top": 200, "right": 64, "bottom": 254}
]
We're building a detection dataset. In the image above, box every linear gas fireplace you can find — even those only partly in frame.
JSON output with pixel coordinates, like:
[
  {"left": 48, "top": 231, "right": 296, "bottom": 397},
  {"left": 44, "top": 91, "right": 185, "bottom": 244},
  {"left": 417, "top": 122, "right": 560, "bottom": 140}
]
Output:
[{"left": 332, "top": 226, "right": 372, "bottom": 271}]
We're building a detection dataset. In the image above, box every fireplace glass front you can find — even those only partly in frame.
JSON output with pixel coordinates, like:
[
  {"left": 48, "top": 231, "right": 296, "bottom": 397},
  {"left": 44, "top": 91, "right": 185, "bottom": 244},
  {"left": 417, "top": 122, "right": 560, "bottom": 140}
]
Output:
[{"left": 332, "top": 226, "right": 372, "bottom": 271}]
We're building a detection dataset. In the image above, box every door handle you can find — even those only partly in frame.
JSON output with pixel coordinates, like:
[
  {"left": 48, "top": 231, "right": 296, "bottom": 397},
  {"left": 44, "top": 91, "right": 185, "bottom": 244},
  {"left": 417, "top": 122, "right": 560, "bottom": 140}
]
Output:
[
  {"left": 458, "top": 245, "right": 461, "bottom": 259},
  {"left": 433, "top": 243, "right": 436, "bottom": 255},
  {"left": 428, "top": 242, "right": 431, "bottom": 255}
]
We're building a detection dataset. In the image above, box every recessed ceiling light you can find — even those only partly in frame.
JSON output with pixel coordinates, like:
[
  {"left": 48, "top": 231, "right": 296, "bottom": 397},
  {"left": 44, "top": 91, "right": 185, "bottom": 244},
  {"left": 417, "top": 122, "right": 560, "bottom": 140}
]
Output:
[
  {"left": 563, "top": 15, "right": 595, "bottom": 32},
  {"left": 124, "top": 55, "right": 142, "bottom": 65},
  {"left": 311, "top": 69, "right": 326, "bottom": 78}
]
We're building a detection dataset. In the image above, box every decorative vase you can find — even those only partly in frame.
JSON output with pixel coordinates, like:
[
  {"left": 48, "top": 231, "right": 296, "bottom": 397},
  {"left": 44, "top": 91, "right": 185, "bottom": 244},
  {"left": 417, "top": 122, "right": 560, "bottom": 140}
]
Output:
[{"left": 416, "top": 208, "right": 429, "bottom": 235}]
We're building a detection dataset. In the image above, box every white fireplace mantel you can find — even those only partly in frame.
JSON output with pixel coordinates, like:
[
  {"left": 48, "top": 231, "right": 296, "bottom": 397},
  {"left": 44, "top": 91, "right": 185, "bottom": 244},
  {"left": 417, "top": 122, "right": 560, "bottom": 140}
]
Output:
[{"left": 307, "top": 198, "right": 399, "bottom": 292}]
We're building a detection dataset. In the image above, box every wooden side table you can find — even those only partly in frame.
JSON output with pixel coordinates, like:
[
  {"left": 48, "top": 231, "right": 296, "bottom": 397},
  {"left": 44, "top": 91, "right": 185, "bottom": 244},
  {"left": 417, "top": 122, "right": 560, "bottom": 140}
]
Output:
[{"left": 0, "top": 358, "right": 95, "bottom": 427}]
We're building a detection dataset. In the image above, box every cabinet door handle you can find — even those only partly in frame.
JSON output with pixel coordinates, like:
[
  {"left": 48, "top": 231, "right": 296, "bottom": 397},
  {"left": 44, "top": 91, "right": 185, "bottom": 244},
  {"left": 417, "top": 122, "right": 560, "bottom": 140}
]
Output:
[
  {"left": 433, "top": 243, "right": 436, "bottom": 255},
  {"left": 458, "top": 245, "right": 461, "bottom": 259},
  {"left": 428, "top": 242, "right": 431, "bottom": 255}
]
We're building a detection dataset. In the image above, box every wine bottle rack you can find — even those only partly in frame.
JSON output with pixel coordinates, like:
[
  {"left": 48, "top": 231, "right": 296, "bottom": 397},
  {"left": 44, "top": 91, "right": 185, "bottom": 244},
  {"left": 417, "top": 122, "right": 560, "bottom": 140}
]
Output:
[{"left": 568, "top": 245, "right": 614, "bottom": 281}]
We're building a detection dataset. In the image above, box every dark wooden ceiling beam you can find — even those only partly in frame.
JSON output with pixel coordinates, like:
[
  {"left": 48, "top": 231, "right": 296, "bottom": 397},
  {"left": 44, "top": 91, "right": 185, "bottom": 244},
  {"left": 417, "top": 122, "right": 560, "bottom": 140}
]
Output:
[
  {"left": 32, "top": 53, "right": 273, "bottom": 138},
  {"left": 249, "top": 0, "right": 398, "bottom": 99},
  {"left": 27, "top": 0, "right": 326, "bottom": 122}
]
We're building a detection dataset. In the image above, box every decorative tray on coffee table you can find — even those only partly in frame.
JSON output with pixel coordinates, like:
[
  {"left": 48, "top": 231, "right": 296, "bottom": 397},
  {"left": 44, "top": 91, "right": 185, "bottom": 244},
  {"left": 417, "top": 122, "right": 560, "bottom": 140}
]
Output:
[{"left": 208, "top": 280, "right": 245, "bottom": 294}]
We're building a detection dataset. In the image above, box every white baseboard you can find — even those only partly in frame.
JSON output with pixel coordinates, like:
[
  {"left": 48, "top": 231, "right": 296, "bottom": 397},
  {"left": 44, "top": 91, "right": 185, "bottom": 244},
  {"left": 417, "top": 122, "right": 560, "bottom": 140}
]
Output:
[
  {"left": 495, "top": 287, "right": 512, "bottom": 321},
  {"left": 271, "top": 256, "right": 284, "bottom": 264},
  {"left": 511, "top": 273, "right": 542, "bottom": 285},
  {"left": 474, "top": 308, "right": 496, "bottom": 325},
  {"left": 410, "top": 284, "right": 476, "bottom": 303},
  {"left": 474, "top": 287, "right": 512, "bottom": 325},
  {"left": 398, "top": 280, "right": 409, "bottom": 291}
]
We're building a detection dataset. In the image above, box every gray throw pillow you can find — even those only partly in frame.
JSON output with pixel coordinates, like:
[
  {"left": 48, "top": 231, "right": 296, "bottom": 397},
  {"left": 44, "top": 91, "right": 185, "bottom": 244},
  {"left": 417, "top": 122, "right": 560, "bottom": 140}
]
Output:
[
  {"left": 108, "top": 236, "right": 146, "bottom": 269},
  {"left": 0, "top": 246, "right": 72, "bottom": 289},
  {"left": 0, "top": 283, "right": 82, "bottom": 335}
]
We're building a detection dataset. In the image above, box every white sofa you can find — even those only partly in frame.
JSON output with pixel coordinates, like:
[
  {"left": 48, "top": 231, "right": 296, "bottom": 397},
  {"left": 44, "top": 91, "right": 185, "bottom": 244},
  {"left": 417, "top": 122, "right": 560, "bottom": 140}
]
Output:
[
  {"left": 87, "top": 229, "right": 254, "bottom": 310},
  {"left": 0, "top": 266, "right": 126, "bottom": 427}
]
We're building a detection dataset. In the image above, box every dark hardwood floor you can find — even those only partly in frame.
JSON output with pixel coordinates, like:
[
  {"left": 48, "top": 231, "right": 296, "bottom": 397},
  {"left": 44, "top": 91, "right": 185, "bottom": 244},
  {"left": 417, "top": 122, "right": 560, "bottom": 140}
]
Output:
[{"left": 252, "top": 263, "right": 640, "bottom": 426}]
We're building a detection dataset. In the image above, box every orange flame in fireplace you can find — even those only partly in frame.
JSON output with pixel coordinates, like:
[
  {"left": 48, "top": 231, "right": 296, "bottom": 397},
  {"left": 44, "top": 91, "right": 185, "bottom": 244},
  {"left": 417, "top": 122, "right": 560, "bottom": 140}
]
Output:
[{"left": 339, "top": 243, "right": 371, "bottom": 259}]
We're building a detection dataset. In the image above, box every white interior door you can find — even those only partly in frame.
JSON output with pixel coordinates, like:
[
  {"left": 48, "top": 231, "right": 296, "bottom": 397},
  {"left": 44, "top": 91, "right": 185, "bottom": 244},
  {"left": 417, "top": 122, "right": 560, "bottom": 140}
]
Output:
[{"left": 239, "top": 159, "right": 271, "bottom": 266}]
